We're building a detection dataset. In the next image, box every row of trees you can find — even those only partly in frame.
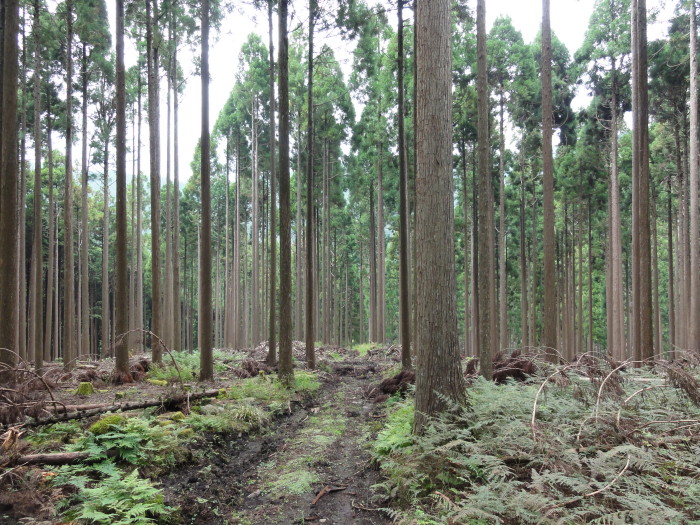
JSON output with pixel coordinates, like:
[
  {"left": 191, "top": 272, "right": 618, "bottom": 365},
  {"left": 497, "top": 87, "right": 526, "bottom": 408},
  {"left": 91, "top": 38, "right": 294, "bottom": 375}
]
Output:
[{"left": 1, "top": 0, "right": 699, "bottom": 424}]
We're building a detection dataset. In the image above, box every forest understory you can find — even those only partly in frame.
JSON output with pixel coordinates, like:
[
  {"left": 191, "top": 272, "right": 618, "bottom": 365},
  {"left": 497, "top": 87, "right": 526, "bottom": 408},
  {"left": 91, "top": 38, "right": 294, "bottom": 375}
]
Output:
[{"left": 3, "top": 343, "right": 700, "bottom": 524}]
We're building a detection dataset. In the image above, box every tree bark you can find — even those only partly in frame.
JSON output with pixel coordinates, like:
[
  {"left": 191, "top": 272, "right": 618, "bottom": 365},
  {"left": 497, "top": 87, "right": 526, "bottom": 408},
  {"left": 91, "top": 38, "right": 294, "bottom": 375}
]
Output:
[
  {"left": 146, "top": 0, "right": 162, "bottom": 364},
  {"left": 199, "top": 0, "right": 213, "bottom": 381},
  {"left": 115, "top": 0, "right": 130, "bottom": 379},
  {"left": 689, "top": 0, "right": 699, "bottom": 352},
  {"left": 305, "top": 0, "right": 316, "bottom": 369},
  {"left": 398, "top": 0, "right": 411, "bottom": 368},
  {"left": 413, "top": 0, "right": 465, "bottom": 434},
  {"left": 542, "top": 0, "right": 558, "bottom": 361},
  {"left": 31, "top": 0, "right": 43, "bottom": 373},
  {"left": 476, "top": 0, "right": 494, "bottom": 378}
]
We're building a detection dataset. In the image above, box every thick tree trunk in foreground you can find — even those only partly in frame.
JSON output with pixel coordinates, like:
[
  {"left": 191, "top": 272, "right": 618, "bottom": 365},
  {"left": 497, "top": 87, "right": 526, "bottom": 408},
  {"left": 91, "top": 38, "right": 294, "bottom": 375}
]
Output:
[
  {"left": 146, "top": 0, "right": 162, "bottom": 364},
  {"left": 476, "top": 0, "right": 494, "bottom": 378},
  {"left": 413, "top": 0, "right": 465, "bottom": 434},
  {"left": 689, "top": 0, "right": 699, "bottom": 352},
  {"left": 266, "top": 0, "right": 278, "bottom": 366},
  {"left": 115, "top": 0, "right": 130, "bottom": 379},
  {"left": 278, "top": 0, "right": 293, "bottom": 385},
  {"left": 305, "top": 0, "right": 316, "bottom": 369},
  {"left": 199, "top": 0, "right": 213, "bottom": 381},
  {"left": 31, "top": 0, "right": 43, "bottom": 373}
]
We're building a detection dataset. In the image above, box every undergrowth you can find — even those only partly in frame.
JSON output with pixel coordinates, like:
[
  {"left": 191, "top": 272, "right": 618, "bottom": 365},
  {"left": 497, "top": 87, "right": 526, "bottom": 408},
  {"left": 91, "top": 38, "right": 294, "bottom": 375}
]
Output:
[
  {"left": 29, "top": 368, "right": 322, "bottom": 524},
  {"left": 146, "top": 350, "right": 231, "bottom": 383},
  {"left": 374, "top": 357, "right": 700, "bottom": 524}
]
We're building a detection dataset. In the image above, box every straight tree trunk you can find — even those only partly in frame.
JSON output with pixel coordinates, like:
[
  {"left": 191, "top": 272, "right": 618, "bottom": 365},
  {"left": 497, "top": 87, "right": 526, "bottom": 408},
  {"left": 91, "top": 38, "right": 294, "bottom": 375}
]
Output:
[
  {"left": 136, "top": 69, "right": 144, "bottom": 353},
  {"left": 520, "top": 167, "right": 529, "bottom": 348},
  {"left": 44, "top": 104, "right": 55, "bottom": 362},
  {"left": 266, "top": 0, "right": 277, "bottom": 365},
  {"left": 610, "top": 81, "right": 626, "bottom": 361},
  {"left": 413, "top": 0, "right": 466, "bottom": 434},
  {"left": 369, "top": 185, "right": 377, "bottom": 342},
  {"left": 199, "top": 0, "right": 213, "bottom": 380},
  {"left": 62, "top": 0, "right": 75, "bottom": 370},
  {"left": 541, "top": 0, "right": 558, "bottom": 361},
  {"left": 115, "top": 0, "right": 130, "bottom": 378},
  {"left": 102, "top": 142, "right": 110, "bottom": 357},
  {"left": 651, "top": 190, "right": 661, "bottom": 357},
  {"left": 305, "top": 0, "right": 316, "bottom": 369},
  {"left": 689, "top": 0, "right": 699, "bottom": 351},
  {"left": 498, "top": 95, "right": 507, "bottom": 353},
  {"left": 31, "top": 0, "right": 43, "bottom": 372},
  {"left": 19, "top": 17, "right": 27, "bottom": 362},
  {"left": 146, "top": 0, "right": 162, "bottom": 364},
  {"left": 476, "top": 0, "right": 494, "bottom": 378},
  {"left": 631, "top": 0, "right": 653, "bottom": 362},
  {"left": 668, "top": 180, "right": 675, "bottom": 357},
  {"left": 173, "top": 36, "right": 181, "bottom": 352},
  {"left": 80, "top": 44, "right": 90, "bottom": 359},
  {"left": 398, "top": 0, "right": 411, "bottom": 368},
  {"left": 277, "top": 0, "right": 293, "bottom": 384}
]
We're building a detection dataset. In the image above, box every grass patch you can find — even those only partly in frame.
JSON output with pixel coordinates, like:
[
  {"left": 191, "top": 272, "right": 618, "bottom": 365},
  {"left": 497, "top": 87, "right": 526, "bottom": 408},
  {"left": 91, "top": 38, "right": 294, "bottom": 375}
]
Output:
[
  {"left": 352, "top": 342, "right": 381, "bottom": 357},
  {"left": 267, "top": 470, "right": 320, "bottom": 496}
]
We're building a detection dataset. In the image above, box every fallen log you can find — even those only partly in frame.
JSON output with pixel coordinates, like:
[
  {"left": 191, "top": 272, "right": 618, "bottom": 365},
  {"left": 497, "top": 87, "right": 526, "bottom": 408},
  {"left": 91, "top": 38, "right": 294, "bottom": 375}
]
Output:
[
  {"left": 5, "top": 389, "right": 224, "bottom": 429},
  {"left": 7, "top": 448, "right": 119, "bottom": 466}
]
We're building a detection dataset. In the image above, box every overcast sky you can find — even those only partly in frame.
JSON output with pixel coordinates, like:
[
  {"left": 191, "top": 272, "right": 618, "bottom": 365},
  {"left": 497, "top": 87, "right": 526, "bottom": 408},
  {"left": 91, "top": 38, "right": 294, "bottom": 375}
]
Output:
[{"left": 107, "top": 0, "right": 675, "bottom": 184}]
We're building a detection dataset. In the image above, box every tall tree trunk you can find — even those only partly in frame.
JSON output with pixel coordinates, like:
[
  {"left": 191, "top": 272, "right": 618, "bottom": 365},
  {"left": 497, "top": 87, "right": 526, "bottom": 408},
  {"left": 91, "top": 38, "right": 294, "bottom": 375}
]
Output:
[
  {"left": 414, "top": 0, "right": 465, "bottom": 434},
  {"left": 498, "top": 94, "right": 507, "bottom": 353},
  {"left": 163, "top": 23, "right": 173, "bottom": 351},
  {"left": 44, "top": 103, "right": 55, "bottom": 362},
  {"left": 631, "top": 0, "right": 653, "bottom": 362},
  {"left": 266, "top": 0, "right": 277, "bottom": 365},
  {"left": 18, "top": 15, "right": 27, "bottom": 362},
  {"left": 136, "top": 68, "right": 144, "bottom": 353},
  {"left": 199, "top": 0, "right": 213, "bottom": 380},
  {"left": 520, "top": 165, "right": 529, "bottom": 348},
  {"left": 359, "top": 239, "right": 364, "bottom": 344},
  {"left": 461, "top": 144, "right": 471, "bottom": 356},
  {"left": 651, "top": 189, "right": 661, "bottom": 357},
  {"left": 62, "top": 0, "right": 75, "bottom": 370},
  {"left": 689, "top": 0, "right": 699, "bottom": 351},
  {"left": 369, "top": 184, "right": 377, "bottom": 342},
  {"left": 305, "top": 0, "right": 316, "bottom": 369},
  {"left": 398, "top": 0, "right": 411, "bottom": 367},
  {"left": 610, "top": 79, "right": 626, "bottom": 361},
  {"left": 667, "top": 180, "right": 675, "bottom": 357},
  {"left": 251, "top": 97, "right": 260, "bottom": 347},
  {"left": 295, "top": 119, "right": 303, "bottom": 341},
  {"left": 31, "top": 0, "right": 43, "bottom": 372},
  {"left": 80, "top": 43, "right": 90, "bottom": 360},
  {"left": 115, "top": 0, "right": 130, "bottom": 378},
  {"left": 376, "top": 134, "right": 386, "bottom": 344},
  {"left": 476, "top": 0, "right": 494, "bottom": 378},
  {"left": 146, "top": 0, "right": 162, "bottom": 363},
  {"left": 173, "top": 35, "right": 181, "bottom": 352},
  {"left": 542, "top": 0, "right": 558, "bottom": 361},
  {"left": 277, "top": 0, "right": 293, "bottom": 383},
  {"left": 102, "top": 142, "right": 110, "bottom": 357}
]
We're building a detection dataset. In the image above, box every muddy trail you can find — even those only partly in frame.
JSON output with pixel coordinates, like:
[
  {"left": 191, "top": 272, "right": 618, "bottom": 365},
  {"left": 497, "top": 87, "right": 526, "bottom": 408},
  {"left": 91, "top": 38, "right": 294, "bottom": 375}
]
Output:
[{"left": 160, "top": 357, "right": 393, "bottom": 525}]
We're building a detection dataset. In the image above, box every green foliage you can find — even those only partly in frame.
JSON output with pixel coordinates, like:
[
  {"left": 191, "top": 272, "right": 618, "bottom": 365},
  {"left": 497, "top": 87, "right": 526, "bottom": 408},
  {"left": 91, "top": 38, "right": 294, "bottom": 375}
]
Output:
[
  {"left": 60, "top": 467, "right": 170, "bottom": 525},
  {"left": 187, "top": 403, "right": 270, "bottom": 434},
  {"left": 26, "top": 421, "right": 83, "bottom": 451},
  {"left": 375, "top": 361, "right": 700, "bottom": 523},
  {"left": 76, "top": 382, "right": 96, "bottom": 396},
  {"left": 89, "top": 414, "right": 127, "bottom": 436},
  {"left": 146, "top": 350, "right": 228, "bottom": 383},
  {"left": 267, "top": 469, "right": 320, "bottom": 496}
]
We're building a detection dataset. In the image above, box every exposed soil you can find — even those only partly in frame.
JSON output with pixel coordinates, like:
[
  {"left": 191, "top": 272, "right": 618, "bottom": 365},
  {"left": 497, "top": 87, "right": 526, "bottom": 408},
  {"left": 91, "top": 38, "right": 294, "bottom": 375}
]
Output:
[
  {"left": 0, "top": 344, "right": 397, "bottom": 525},
  {"left": 160, "top": 356, "right": 392, "bottom": 524}
]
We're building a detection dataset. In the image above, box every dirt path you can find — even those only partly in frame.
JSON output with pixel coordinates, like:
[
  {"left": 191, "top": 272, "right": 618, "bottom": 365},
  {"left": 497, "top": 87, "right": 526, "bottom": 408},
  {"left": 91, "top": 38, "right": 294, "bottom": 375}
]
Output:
[{"left": 161, "top": 358, "right": 392, "bottom": 525}]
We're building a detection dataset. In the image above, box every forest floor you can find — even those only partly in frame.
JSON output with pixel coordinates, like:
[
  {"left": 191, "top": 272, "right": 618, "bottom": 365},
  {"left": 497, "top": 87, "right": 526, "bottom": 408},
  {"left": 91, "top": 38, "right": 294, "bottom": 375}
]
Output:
[{"left": 0, "top": 343, "right": 398, "bottom": 525}]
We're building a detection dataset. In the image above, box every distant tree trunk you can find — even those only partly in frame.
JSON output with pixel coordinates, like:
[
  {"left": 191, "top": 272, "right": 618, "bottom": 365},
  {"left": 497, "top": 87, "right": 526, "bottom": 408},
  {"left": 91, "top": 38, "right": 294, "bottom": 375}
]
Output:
[
  {"left": 199, "top": 0, "right": 213, "bottom": 381},
  {"left": 610, "top": 78, "right": 626, "bottom": 361},
  {"left": 651, "top": 189, "right": 661, "bottom": 357},
  {"left": 80, "top": 43, "right": 90, "bottom": 360},
  {"left": 498, "top": 94, "right": 507, "bottom": 353},
  {"left": 305, "top": 0, "right": 316, "bottom": 369},
  {"left": 376, "top": 133, "right": 386, "bottom": 344},
  {"left": 476, "top": 0, "right": 494, "bottom": 378},
  {"left": 588, "top": 200, "right": 593, "bottom": 354},
  {"left": 44, "top": 103, "right": 55, "bottom": 362},
  {"left": 251, "top": 96, "right": 260, "bottom": 347},
  {"left": 413, "top": 0, "right": 465, "bottom": 434},
  {"left": 115, "top": 0, "right": 130, "bottom": 379},
  {"left": 461, "top": 144, "right": 471, "bottom": 356},
  {"left": 31, "top": 0, "right": 43, "bottom": 373},
  {"left": 631, "top": 0, "right": 653, "bottom": 362},
  {"left": 520, "top": 167, "right": 529, "bottom": 348},
  {"left": 136, "top": 70, "right": 144, "bottom": 353},
  {"left": 689, "top": 0, "right": 699, "bottom": 352},
  {"left": 369, "top": 184, "right": 377, "bottom": 342},
  {"left": 163, "top": 24, "right": 173, "bottom": 351},
  {"left": 667, "top": 179, "right": 675, "bottom": 357},
  {"left": 102, "top": 141, "right": 110, "bottom": 358},
  {"left": 295, "top": 119, "right": 303, "bottom": 341},
  {"left": 173, "top": 36, "right": 181, "bottom": 352},
  {"left": 359, "top": 239, "right": 365, "bottom": 344},
  {"left": 542, "top": 0, "right": 558, "bottom": 361},
  {"left": 146, "top": 0, "right": 163, "bottom": 363},
  {"left": 62, "top": 0, "right": 75, "bottom": 371},
  {"left": 397, "top": 0, "right": 410, "bottom": 367}
]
